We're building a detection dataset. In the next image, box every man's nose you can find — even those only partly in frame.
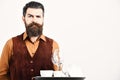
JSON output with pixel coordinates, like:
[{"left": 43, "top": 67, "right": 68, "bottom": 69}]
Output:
[{"left": 32, "top": 17, "right": 37, "bottom": 23}]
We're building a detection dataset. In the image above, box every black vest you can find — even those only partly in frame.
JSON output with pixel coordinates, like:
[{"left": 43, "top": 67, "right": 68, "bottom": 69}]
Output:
[{"left": 9, "top": 33, "right": 54, "bottom": 80}]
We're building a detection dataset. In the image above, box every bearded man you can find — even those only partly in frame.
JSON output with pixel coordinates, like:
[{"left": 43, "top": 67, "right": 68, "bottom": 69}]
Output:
[{"left": 0, "top": 1, "right": 60, "bottom": 80}]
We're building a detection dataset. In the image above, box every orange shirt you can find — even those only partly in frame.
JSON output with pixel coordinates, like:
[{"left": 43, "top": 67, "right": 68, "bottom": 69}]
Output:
[{"left": 0, "top": 32, "right": 59, "bottom": 80}]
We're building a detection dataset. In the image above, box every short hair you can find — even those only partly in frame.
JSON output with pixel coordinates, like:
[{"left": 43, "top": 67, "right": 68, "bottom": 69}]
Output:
[{"left": 23, "top": 1, "right": 44, "bottom": 17}]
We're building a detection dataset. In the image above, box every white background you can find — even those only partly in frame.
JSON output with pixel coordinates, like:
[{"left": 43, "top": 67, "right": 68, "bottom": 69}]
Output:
[{"left": 0, "top": 0, "right": 120, "bottom": 80}]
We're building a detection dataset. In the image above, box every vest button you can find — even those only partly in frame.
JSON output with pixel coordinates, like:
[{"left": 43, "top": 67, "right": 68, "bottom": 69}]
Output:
[
  {"left": 30, "top": 60, "right": 33, "bottom": 63},
  {"left": 30, "top": 69, "right": 34, "bottom": 72}
]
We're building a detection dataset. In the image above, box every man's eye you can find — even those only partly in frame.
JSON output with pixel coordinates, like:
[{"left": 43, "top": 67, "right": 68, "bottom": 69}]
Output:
[
  {"left": 28, "top": 15, "right": 33, "bottom": 18},
  {"left": 36, "top": 16, "right": 41, "bottom": 18}
]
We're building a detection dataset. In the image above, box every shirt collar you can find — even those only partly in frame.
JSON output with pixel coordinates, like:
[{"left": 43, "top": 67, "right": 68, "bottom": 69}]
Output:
[{"left": 23, "top": 32, "right": 46, "bottom": 42}]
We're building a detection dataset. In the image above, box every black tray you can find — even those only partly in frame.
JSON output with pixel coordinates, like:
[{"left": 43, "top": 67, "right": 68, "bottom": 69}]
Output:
[{"left": 33, "top": 76, "right": 85, "bottom": 80}]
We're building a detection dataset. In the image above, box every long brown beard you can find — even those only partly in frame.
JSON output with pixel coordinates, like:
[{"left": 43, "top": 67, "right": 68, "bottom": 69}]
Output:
[{"left": 25, "top": 22, "right": 43, "bottom": 38}]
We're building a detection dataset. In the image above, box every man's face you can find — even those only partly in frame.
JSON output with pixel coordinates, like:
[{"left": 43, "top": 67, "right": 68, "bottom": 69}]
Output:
[{"left": 23, "top": 8, "right": 44, "bottom": 37}]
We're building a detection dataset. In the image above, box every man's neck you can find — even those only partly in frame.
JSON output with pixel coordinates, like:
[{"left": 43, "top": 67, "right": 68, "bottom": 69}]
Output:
[{"left": 30, "top": 36, "right": 39, "bottom": 43}]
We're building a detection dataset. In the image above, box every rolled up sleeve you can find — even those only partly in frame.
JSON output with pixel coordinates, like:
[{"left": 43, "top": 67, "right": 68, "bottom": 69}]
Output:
[{"left": 0, "top": 39, "right": 13, "bottom": 80}]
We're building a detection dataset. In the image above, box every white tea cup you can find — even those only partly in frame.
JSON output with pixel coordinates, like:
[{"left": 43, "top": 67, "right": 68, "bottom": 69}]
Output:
[
  {"left": 53, "top": 71, "right": 63, "bottom": 77},
  {"left": 40, "top": 70, "right": 53, "bottom": 77}
]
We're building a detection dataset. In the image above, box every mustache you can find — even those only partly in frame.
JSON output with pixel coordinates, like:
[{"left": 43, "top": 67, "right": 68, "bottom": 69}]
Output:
[{"left": 27, "top": 22, "right": 42, "bottom": 28}]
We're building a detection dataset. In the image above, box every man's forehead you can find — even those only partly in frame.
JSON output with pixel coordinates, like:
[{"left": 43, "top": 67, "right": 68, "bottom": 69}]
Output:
[{"left": 26, "top": 8, "right": 43, "bottom": 15}]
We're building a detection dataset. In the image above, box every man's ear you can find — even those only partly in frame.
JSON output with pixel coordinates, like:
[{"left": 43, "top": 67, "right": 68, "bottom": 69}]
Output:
[{"left": 22, "top": 16, "right": 25, "bottom": 22}]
